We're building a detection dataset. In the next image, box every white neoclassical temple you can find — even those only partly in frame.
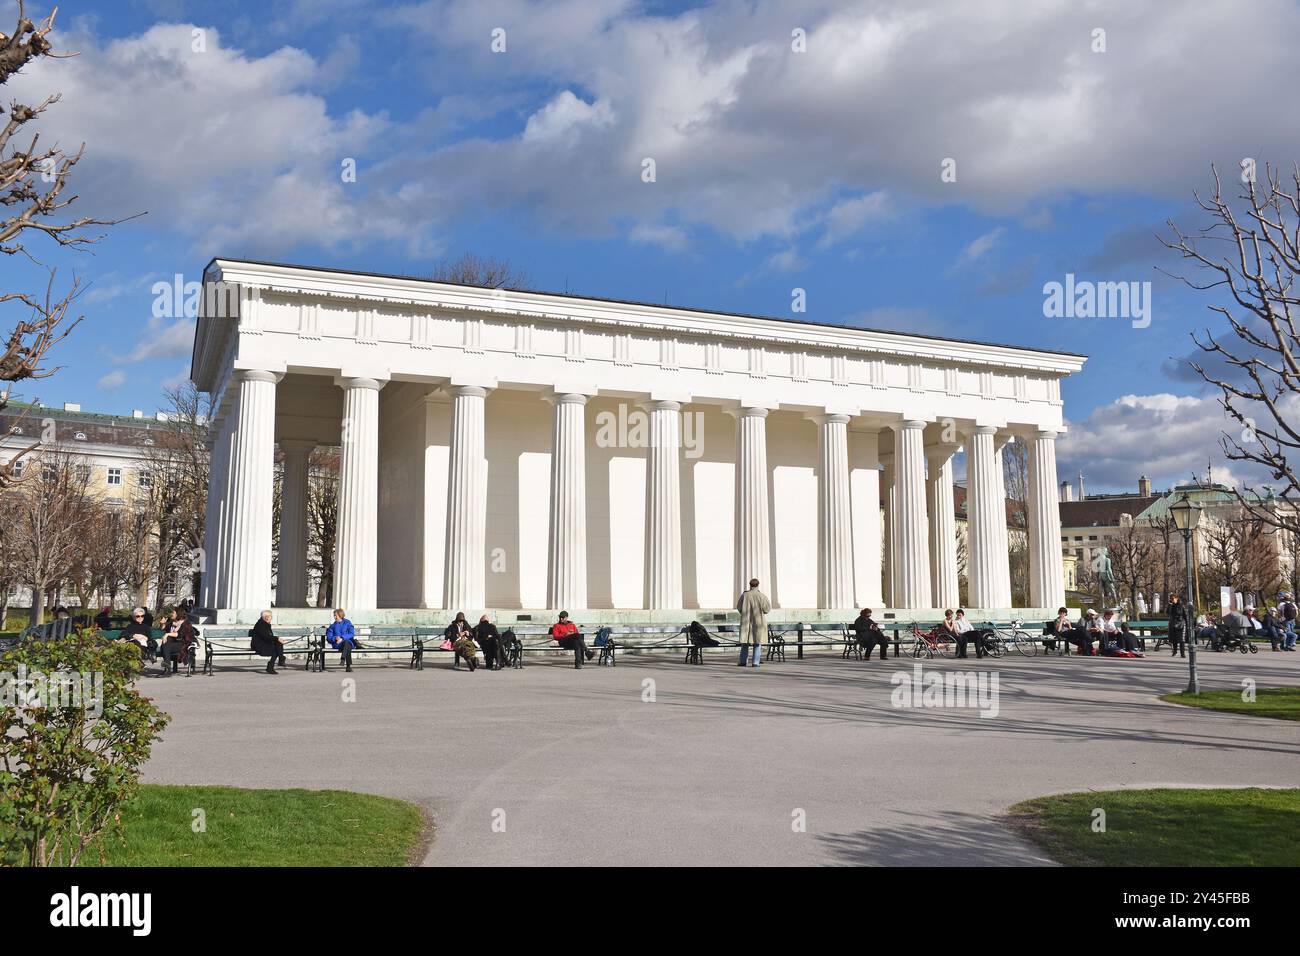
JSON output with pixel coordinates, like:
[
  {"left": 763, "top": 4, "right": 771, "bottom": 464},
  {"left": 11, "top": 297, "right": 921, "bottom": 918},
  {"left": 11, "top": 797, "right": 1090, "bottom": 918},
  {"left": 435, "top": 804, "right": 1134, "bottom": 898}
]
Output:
[{"left": 191, "top": 259, "right": 1085, "bottom": 624}]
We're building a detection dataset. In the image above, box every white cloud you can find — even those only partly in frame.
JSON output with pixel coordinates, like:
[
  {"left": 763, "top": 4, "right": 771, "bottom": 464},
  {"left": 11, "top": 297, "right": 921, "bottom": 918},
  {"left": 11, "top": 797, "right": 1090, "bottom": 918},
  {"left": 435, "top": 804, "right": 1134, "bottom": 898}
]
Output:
[
  {"left": 955, "top": 227, "right": 1005, "bottom": 267},
  {"left": 1057, "top": 392, "right": 1280, "bottom": 492},
  {"left": 97, "top": 370, "right": 126, "bottom": 390},
  {"left": 522, "top": 90, "right": 615, "bottom": 143},
  {"left": 816, "top": 191, "right": 891, "bottom": 249}
]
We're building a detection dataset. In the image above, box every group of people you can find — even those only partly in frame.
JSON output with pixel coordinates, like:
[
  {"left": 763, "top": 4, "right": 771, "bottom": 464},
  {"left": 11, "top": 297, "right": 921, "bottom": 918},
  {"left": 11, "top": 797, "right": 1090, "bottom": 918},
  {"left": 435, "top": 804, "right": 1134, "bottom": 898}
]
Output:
[
  {"left": 1173, "top": 593, "right": 1299, "bottom": 653},
  {"left": 1046, "top": 606, "right": 1146, "bottom": 657},
  {"left": 114, "top": 605, "right": 199, "bottom": 675}
]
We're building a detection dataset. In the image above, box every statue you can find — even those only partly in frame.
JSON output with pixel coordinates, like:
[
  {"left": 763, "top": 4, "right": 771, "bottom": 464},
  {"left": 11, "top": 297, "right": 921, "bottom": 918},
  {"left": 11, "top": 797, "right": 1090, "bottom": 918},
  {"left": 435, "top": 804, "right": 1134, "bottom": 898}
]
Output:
[
  {"left": 1137, "top": 592, "right": 1148, "bottom": 615},
  {"left": 1153, "top": 593, "right": 1161, "bottom": 614},
  {"left": 1095, "top": 547, "right": 1119, "bottom": 607}
]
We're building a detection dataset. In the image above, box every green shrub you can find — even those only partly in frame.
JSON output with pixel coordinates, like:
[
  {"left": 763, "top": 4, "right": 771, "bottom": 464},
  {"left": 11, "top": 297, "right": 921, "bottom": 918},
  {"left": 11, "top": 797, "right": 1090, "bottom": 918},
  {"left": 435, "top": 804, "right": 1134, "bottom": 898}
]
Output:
[{"left": 0, "top": 631, "right": 170, "bottom": 866}]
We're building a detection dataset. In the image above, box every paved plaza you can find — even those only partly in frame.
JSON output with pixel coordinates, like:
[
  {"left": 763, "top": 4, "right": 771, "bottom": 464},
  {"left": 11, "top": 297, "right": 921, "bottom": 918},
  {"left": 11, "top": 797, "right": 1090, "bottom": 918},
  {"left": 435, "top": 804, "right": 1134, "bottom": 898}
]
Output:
[{"left": 141, "top": 649, "right": 1300, "bottom": 866}]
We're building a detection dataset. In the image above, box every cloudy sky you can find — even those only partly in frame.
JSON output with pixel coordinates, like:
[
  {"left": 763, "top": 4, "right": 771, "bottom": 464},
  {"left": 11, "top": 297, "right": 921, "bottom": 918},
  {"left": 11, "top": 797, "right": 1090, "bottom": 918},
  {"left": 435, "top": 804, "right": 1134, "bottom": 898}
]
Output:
[{"left": 5, "top": 0, "right": 1299, "bottom": 493}]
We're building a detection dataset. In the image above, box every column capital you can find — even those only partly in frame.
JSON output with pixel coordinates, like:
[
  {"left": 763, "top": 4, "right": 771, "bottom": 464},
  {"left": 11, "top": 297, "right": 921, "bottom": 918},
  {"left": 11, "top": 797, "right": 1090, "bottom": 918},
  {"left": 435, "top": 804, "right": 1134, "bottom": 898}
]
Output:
[
  {"left": 279, "top": 439, "right": 317, "bottom": 455},
  {"left": 641, "top": 399, "right": 682, "bottom": 413},
  {"left": 447, "top": 383, "right": 490, "bottom": 399},
  {"left": 891, "top": 419, "right": 929, "bottom": 432},
  {"left": 969, "top": 423, "right": 1001, "bottom": 437},
  {"left": 808, "top": 412, "right": 851, "bottom": 426},
  {"left": 232, "top": 368, "right": 282, "bottom": 385},
  {"left": 335, "top": 376, "right": 386, "bottom": 392},
  {"left": 545, "top": 391, "right": 590, "bottom": 406},
  {"left": 1034, "top": 428, "right": 1060, "bottom": 440},
  {"left": 925, "top": 441, "right": 961, "bottom": 463},
  {"left": 726, "top": 405, "right": 771, "bottom": 420}
]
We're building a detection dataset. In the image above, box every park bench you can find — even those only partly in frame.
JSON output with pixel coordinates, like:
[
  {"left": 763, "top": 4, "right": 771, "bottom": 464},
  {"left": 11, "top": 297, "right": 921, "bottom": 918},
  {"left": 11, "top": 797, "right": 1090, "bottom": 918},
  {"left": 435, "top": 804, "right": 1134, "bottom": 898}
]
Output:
[
  {"left": 306, "top": 625, "right": 434, "bottom": 671},
  {"left": 200, "top": 626, "right": 314, "bottom": 674}
]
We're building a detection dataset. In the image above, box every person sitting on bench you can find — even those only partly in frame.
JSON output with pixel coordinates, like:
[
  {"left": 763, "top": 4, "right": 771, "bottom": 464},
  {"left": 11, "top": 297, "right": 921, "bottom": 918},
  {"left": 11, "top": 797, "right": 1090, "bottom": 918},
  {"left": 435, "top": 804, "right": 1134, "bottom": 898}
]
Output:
[
  {"left": 550, "top": 611, "right": 593, "bottom": 668},
  {"left": 1047, "top": 607, "right": 1072, "bottom": 653},
  {"left": 445, "top": 612, "right": 479, "bottom": 671},
  {"left": 325, "top": 608, "right": 360, "bottom": 672},
  {"left": 119, "top": 606, "right": 154, "bottom": 661},
  {"left": 853, "top": 608, "right": 889, "bottom": 660},
  {"left": 251, "top": 610, "right": 286, "bottom": 674},
  {"left": 159, "top": 607, "right": 197, "bottom": 675},
  {"left": 474, "top": 615, "right": 506, "bottom": 670}
]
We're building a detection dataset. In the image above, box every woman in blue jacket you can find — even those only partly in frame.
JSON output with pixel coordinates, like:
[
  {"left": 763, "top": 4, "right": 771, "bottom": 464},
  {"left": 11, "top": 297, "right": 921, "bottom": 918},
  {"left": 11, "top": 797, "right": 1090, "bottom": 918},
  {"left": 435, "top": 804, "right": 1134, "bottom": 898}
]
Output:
[{"left": 325, "top": 608, "right": 359, "bottom": 672}]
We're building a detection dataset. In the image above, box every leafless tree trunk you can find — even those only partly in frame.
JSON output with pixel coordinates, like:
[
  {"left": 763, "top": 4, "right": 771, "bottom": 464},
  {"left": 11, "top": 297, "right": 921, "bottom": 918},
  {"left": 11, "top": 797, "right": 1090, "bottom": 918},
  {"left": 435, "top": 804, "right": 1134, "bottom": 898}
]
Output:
[{"left": 7, "top": 448, "right": 95, "bottom": 624}]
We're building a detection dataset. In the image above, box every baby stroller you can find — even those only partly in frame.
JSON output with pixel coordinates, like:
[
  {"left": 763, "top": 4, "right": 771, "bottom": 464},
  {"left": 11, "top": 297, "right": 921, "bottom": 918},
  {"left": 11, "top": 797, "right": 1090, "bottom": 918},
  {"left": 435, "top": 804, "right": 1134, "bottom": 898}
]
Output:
[{"left": 1215, "top": 623, "right": 1259, "bottom": 654}]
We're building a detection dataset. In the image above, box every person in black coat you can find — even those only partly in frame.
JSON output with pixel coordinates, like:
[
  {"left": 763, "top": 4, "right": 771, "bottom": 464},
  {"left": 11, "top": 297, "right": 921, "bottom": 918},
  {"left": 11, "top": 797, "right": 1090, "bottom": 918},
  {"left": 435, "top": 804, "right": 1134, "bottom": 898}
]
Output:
[
  {"left": 1166, "top": 594, "right": 1190, "bottom": 658},
  {"left": 119, "top": 607, "right": 154, "bottom": 661},
  {"left": 474, "top": 615, "right": 505, "bottom": 670},
  {"left": 853, "top": 608, "right": 889, "bottom": 660},
  {"left": 251, "top": 610, "right": 285, "bottom": 674}
]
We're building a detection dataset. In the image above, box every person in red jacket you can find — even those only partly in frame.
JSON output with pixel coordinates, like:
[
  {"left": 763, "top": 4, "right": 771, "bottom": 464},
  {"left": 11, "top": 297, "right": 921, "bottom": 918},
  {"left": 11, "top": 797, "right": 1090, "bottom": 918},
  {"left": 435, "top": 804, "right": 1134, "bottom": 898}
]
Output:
[{"left": 550, "top": 611, "right": 594, "bottom": 669}]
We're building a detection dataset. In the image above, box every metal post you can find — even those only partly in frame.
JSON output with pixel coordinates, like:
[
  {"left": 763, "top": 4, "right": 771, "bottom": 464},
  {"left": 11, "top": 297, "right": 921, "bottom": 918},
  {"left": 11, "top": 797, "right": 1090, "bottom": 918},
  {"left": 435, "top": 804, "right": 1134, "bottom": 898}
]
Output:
[{"left": 1183, "top": 530, "right": 1199, "bottom": 695}]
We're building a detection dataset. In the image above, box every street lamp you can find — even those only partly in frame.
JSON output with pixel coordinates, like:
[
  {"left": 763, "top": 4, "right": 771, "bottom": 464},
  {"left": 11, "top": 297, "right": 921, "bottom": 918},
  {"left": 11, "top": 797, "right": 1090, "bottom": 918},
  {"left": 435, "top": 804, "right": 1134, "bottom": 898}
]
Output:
[{"left": 1170, "top": 493, "right": 1203, "bottom": 694}]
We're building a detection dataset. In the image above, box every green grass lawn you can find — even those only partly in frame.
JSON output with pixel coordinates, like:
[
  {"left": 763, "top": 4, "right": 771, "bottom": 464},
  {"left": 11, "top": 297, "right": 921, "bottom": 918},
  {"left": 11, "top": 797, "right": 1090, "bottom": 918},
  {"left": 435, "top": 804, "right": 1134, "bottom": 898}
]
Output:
[
  {"left": 1007, "top": 788, "right": 1300, "bottom": 866},
  {"left": 1161, "top": 686, "right": 1300, "bottom": 721},
  {"left": 74, "top": 784, "right": 429, "bottom": 866}
]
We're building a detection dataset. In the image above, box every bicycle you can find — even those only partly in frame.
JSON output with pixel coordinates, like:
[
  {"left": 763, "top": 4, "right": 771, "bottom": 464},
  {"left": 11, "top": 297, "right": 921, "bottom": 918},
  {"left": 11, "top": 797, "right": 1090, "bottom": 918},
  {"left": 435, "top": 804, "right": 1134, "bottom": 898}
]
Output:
[
  {"left": 980, "top": 620, "right": 1036, "bottom": 657},
  {"left": 909, "top": 622, "right": 954, "bottom": 659}
]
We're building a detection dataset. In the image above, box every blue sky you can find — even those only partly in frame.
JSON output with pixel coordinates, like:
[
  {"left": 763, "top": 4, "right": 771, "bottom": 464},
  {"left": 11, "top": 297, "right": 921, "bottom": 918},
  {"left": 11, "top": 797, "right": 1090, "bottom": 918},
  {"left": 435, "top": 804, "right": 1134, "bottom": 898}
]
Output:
[{"left": 5, "top": 0, "right": 1299, "bottom": 493}]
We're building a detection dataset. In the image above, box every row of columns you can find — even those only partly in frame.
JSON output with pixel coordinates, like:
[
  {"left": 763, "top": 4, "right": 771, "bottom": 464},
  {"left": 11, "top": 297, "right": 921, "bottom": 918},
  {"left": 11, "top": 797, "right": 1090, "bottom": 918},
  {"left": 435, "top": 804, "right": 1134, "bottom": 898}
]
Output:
[{"left": 204, "top": 370, "right": 1065, "bottom": 612}]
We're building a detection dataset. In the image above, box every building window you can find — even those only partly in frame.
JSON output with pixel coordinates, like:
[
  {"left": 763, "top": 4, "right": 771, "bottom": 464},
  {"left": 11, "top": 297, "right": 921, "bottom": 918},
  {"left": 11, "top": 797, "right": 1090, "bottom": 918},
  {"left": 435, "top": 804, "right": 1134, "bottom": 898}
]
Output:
[
  {"left": 138, "top": 471, "right": 153, "bottom": 489},
  {"left": 75, "top": 464, "right": 91, "bottom": 482},
  {"left": 107, "top": 467, "right": 122, "bottom": 486},
  {"left": 74, "top": 431, "right": 87, "bottom": 441}
]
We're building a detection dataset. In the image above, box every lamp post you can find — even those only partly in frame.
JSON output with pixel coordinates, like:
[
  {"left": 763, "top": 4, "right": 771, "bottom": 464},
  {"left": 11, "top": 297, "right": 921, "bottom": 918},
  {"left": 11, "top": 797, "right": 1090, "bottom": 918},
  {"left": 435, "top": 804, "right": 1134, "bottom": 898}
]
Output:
[{"left": 1170, "top": 493, "right": 1203, "bottom": 694}]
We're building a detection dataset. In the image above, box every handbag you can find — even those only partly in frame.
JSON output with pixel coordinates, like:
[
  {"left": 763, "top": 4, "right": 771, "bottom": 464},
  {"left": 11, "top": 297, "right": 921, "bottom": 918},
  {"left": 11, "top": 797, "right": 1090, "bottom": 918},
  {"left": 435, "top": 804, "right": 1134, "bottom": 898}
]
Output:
[{"left": 439, "top": 639, "right": 454, "bottom": 651}]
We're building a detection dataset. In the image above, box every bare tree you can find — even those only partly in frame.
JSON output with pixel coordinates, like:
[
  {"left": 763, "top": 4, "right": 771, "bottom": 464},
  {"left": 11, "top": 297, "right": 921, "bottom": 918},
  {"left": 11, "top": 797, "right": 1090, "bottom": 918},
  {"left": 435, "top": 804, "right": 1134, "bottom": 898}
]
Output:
[
  {"left": 307, "top": 449, "right": 338, "bottom": 607},
  {"left": 1164, "top": 163, "right": 1300, "bottom": 534},
  {"left": 7, "top": 447, "right": 95, "bottom": 624},
  {"left": 429, "top": 252, "right": 531, "bottom": 290},
  {"left": 138, "top": 384, "right": 211, "bottom": 611},
  {"left": 1108, "top": 521, "right": 1157, "bottom": 611},
  {"left": 0, "top": 4, "right": 125, "bottom": 488}
]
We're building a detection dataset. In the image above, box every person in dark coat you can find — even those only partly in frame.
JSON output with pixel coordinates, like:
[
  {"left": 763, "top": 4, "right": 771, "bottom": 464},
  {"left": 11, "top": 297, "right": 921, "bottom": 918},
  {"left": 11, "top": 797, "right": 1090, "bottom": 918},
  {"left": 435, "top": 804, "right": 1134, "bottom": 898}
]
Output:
[
  {"left": 251, "top": 610, "right": 285, "bottom": 674},
  {"left": 94, "top": 606, "right": 113, "bottom": 631},
  {"left": 473, "top": 615, "right": 505, "bottom": 670},
  {"left": 445, "top": 612, "right": 478, "bottom": 670},
  {"left": 119, "top": 606, "right": 154, "bottom": 661},
  {"left": 853, "top": 608, "right": 889, "bottom": 660},
  {"left": 1166, "top": 594, "right": 1190, "bottom": 658},
  {"left": 159, "top": 607, "right": 196, "bottom": 675}
]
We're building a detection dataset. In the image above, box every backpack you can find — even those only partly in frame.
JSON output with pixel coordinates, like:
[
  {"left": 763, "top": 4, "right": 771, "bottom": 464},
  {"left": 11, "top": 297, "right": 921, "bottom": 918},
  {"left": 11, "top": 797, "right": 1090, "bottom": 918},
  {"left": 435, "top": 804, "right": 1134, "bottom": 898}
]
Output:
[
  {"left": 1284, "top": 602, "right": 1296, "bottom": 622},
  {"left": 593, "top": 626, "right": 613, "bottom": 647}
]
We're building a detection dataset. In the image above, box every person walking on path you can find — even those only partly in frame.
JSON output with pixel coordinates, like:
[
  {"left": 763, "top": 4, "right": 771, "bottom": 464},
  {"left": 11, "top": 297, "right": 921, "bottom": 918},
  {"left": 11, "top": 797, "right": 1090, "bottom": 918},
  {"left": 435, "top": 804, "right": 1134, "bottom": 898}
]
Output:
[
  {"left": 736, "top": 578, "right": 771, "bottom": 667},
  {"left": 1167, "top": 594, "right": 1190, "bottom": 658}
]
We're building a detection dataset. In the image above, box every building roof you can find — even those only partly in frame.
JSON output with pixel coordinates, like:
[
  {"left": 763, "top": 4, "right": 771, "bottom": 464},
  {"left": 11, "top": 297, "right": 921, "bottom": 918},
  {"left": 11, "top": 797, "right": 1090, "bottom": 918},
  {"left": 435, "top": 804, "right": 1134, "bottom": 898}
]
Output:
[
  {"left": 203, "top": 257, "right": 1089, "bottom": 359},
  {"left": 0, "top": 402, "right": 169, "bottom": 450},
  {"left": 1059, "top": 494, "right": 1160, "bottom": 528}
]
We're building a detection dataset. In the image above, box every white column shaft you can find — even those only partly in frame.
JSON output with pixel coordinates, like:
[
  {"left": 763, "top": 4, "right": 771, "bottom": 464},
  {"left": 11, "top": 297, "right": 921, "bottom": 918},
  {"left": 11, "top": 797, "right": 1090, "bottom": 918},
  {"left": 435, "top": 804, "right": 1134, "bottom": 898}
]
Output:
[
  {"left": 735, "top": 408, "right": 771, "bottom": 595},
  {"left": 445, "top": 385, "right": 488, "bottom": 611},
  {"left": 276, "top": 444, "right": 312, "bottom": 607},
  {"left": 214, "top": 414, "right": 238, "bottom": 608},
  {"left": 1028, "top": 430, "right": 1066, "bottom": 609},
  {"left": 967, "top": 426, "right": 1012, "bottom": 608},
  {"left": 892, "top": 421, "right": 932, "bottom": 608},
  {"left": 547, "top": 394, "right": 588, "bottom": 610},
  {"left": 927, "top": 449, "right": 960, "bottom": 609},
  {"left": 816, "top": 414, "right": 854, "bottom": 609},
  {"left": 645, "top": 401, "right": 682, "bottom": 609},
  {"left": 224, "top": 371, "right": 277, "bottom": 610},
  {"left": 881, "top": 462, "right": 895, "bottom": 607}
]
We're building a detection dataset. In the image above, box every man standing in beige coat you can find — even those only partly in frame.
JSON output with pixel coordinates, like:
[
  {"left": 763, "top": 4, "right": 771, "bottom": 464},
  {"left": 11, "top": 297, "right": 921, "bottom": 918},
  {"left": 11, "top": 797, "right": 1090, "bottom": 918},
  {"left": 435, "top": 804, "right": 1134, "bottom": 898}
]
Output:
[{"left": 736, "top": 578, "right": 771, "bottom": 667}]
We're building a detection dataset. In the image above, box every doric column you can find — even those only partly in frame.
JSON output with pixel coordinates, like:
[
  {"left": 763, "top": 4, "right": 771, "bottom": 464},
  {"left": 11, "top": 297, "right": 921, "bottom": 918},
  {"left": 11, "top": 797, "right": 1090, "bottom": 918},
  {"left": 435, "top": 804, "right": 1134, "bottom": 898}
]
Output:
[
  {"left": 547, "top": 392, "right": 588, "bottom": 610},
  {"left": 815, "top": 413, "right": 854, "bottom": 609},
  {"left": 880, "top": 455, "right": 895, "bottom": 607},
  {"left": 445, "top": 385, "right": 489, "bottom": 611},
  {"left": 334, "top": 379, "right": 384, "bottom": 610},
  {"left": 733, "top": 406, "right": 771, "bottom": 597},
  {"left": 890, "top": 420, "right": 933, "bottom": 609},
  {"left": 276, "top": 440, "right": 314, "bottom": 607},
  {"left": 201, "top": 433, "right": 220, "bottom": 607},
  {"left": 224, "top": 369, "right": 278, "bottom": 611},
  {"left": 214, "top": 411, "right": 238, "bottom": 609},
  {"left": 966, "top": 425, "right": 1012, "bottom": 608},
  {"left": 644, "top": 400, "right": 682, "bottom": 609},
  {"left": 849, "top": 426, "right": 883, "bottom": 608},
  {"left": 994, "top": 433, "right": 1016, "bottom": 606},
  {"left": 1028, "top": 429, "right": 1066, "bottom": 609},
  {"left": 926, "top": 443, "right": 960, "bottom": 609}
]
